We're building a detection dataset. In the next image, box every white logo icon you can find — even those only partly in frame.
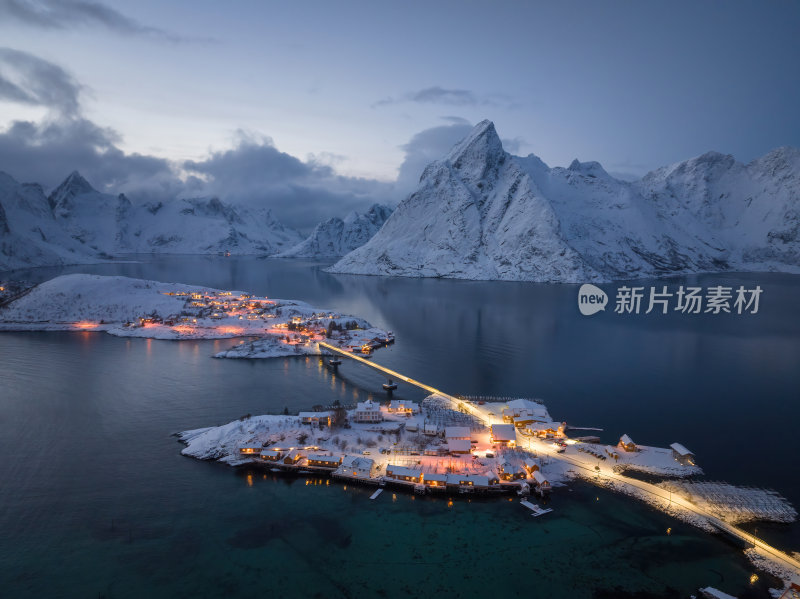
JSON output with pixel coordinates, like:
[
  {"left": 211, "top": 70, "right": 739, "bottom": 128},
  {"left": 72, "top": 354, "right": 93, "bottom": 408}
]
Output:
[{"left": 578, "top": 284, "right": 607, "bottom": 316}]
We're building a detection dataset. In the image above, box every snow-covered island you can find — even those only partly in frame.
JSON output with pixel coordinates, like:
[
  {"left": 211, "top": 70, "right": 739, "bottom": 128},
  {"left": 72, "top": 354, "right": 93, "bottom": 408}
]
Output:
[
  {"left": 0, "top": 273, "right": 392, "bottom": 359},
  {"left": 180, "top": 392, "right": 800, "bottom": 583}
]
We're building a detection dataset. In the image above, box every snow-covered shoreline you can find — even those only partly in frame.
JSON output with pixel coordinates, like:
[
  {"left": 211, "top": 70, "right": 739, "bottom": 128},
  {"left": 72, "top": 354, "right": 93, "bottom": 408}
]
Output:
[{"left": 0, "top": 273, "right": 391, "bottom": 358}]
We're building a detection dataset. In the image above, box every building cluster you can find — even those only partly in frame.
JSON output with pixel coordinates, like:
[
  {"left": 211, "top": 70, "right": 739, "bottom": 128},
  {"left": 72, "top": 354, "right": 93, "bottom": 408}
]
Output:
[
  {"left": 352, "top": 399, "right": 419, "bottom": 423},
  {"left": 234, "top": 397, "right": 698, "bottom": 499}
]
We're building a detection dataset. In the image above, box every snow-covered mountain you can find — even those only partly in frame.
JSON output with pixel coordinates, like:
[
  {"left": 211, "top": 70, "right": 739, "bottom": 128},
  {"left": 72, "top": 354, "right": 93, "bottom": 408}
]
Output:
[
  {"left": 277, "top": 203, "right": 393, "bottom": 258},
  {"left": 0, "top": 171, "right": 96, "bottom": 270},
  {"left": 329, "top": 120, "right": 800, "bottom": 282},
  {"left": 0, "top": 171, "right": 304, "bottom": 270}
]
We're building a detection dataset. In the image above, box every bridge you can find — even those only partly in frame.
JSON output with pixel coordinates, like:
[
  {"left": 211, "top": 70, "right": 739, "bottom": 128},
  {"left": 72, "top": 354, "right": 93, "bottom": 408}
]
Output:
[
  {"left": 318, "top": 341, "right": 489, "bottom": 422},
  {"left": 318, "top": 341, "right": 800, "bottom": 580}
]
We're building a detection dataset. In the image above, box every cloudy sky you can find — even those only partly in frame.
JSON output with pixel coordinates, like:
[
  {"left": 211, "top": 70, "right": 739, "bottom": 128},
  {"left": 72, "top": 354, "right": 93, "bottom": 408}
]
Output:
[{"left": 1, "top": 0, "right": 799, "bottom": 229}]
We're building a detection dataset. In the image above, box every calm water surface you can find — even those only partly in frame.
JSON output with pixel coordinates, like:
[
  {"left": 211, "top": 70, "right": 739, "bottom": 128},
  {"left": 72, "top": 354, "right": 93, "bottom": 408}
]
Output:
[{"left": 1, "top": 256, "right": 799, "bottom": 598}]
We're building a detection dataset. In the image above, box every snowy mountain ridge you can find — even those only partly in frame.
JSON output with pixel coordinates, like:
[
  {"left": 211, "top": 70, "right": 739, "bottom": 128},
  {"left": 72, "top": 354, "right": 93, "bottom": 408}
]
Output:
[
  {"left": 329, "top": 120, "right": 800, "bottom": 282},
  {"left": 277, "top": 203, "right": 393, "bottom": 258},
  {"left": 0, "top": 171, "right": 305, "bottom": 270}
]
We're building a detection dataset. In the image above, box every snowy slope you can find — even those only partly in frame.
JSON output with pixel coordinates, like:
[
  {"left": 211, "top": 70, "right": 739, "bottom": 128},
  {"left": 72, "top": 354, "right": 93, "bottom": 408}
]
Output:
[
  {"left": 0, "top": 274, "right": 387, "bottom": 354},
  {"left": 0, "top": 171, "right": 304, "bottom": 270},
  {"left": 330, "top": 121, "right": 800, "bottom": 282},
  {"left": 0, "top": 172, "right": 97, "bottom": 270},
  {"left": 277, "top": 203, "right": 393, "bottom": 258}
]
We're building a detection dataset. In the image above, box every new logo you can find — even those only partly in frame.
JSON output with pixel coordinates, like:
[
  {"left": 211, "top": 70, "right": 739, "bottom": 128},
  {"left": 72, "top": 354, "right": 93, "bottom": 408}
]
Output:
[{"left": 578, "top": 284, "right": 607, "bottom": 316}]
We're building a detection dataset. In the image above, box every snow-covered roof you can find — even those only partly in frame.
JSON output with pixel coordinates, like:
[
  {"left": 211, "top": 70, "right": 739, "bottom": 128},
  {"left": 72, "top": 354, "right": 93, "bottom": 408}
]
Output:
[
  {"left": 387, "top": 465, "right": 422, "bottom": 478},
  {"left": 298, "top": 411, "right": 332, "bottom": 418},
  {"left": 446, "top": 474, "right": 489, "bottom": 487},
  {"left": 491, "top": 424, "right": 517, "bottom": 441},
  {"left": 445, "top": 426, "right": 471, "bottom": 439},
  {"left": 530, "top": 421, "right": 562, "bottom": 431},
  {"left": 447, "top": 439, "right": 472, "bottom": 453},
  {"left": 424, "top": 473, "right": 448, "bottom": 483},
  {"left": 389, "top": 399, "right": 417, "bottom": 409},
  {"left": 260, "top": 449, "right": 281, "bottom": 457},
  {"left": 670, "top": 442, "right": 693, "bottom": 456},
  {"left": 504, "top": 399, "right": 541, "bottom": 412},
  {"left": 308, "top": 454, "right": 340, "bottom": 463},
  {"left": 533, "top": 470, "right": 549, "bottom": 485},
  {"left": 355, "top": 400, "right": 379, "bottom": 411},
  {"left": 341, "top": 455, "right": 359, "bottom": 467},
  {"left": 342, "top": 456, "right": 374, "bottom": 469},
  {"left": 620, "top": 434, "right": 634, "bottom": 445},
  {"left": 605, "top": 445, "right": 618, "bottom": 456}
]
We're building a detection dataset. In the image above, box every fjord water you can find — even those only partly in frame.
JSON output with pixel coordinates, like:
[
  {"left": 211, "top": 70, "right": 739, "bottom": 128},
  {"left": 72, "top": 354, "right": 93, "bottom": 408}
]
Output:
[{"left": 1, "top": 256, "right": 798, "bottom": 598}]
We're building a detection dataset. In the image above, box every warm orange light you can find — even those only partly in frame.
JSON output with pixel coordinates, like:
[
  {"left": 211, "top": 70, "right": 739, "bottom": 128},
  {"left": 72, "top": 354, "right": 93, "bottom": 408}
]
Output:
[
  {"left": 73, "top": 321, "right": 99, "bottom": 330},
  {"left": 219, "top": 326, "right": 245, "bottom": 335}
]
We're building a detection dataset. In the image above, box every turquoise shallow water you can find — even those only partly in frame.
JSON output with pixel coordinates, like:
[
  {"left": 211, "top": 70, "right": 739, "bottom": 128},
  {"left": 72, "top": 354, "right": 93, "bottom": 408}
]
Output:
[{"left": 1, "top": 257, "right": 798, "bottom": 598}]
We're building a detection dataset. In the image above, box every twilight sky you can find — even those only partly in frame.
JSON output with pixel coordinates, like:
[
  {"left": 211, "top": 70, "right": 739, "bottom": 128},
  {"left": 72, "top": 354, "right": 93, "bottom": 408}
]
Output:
[{"left": 1, "top": 0, "right": 799, "bottom": 229}]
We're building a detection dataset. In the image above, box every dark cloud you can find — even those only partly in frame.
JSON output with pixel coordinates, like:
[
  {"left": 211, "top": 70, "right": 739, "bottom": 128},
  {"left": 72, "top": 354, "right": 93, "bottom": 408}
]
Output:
[
  {"left": 184, "top": 133, "right": 392, "bottom": 230},
  {"left": 0, "top": 0, "right": 201, "bottom": 42},
  {"left": 394, "top": 121, "right": 474, "bottom": 197},
  {"left": 0, "top": 117, "right": 176, "bottom": 195},
  {"left": 0, "top": 47, "right": 81, "bottom": 116}
]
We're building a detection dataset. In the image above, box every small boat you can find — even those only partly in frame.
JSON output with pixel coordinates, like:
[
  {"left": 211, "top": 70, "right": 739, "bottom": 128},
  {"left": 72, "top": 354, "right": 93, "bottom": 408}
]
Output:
[
  {"left": 329, "top": 357, "right": 342, "bottom": 366},
  {"left": 383, "top": 379, "right": 398, "bottom": 391}
]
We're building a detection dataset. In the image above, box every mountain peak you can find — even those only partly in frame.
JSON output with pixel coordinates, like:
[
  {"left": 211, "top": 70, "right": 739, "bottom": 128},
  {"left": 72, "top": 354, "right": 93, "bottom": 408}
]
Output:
[
  {"left": 445, "top": 119, "right": 505, "bottom": 178},
  {"left": 62, "top": 171, "right": 96, "bottom": 194},
  {"left": 568, "top": 159, "right": 609, "bottom": 178},
  {"left": 48, "top": 171, "right": 97, "bottom": 210}
]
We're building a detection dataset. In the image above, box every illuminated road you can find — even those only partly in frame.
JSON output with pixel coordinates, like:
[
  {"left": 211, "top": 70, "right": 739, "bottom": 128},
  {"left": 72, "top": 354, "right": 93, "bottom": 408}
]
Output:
[
  {"left": 320, "top": 341, "right": 800, "bottom": 578},
  {"left": 319, "top": 342, "right": 490, "bottom": 421},
  {"left": 535, "top": 443, "right": 800, "bottom": 577}
]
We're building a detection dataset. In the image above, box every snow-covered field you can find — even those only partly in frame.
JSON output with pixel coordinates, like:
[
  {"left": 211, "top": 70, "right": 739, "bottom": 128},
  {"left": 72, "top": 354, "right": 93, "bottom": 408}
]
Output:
[{"left": 0, "top": 273, "right": 390, "bottom": 358}]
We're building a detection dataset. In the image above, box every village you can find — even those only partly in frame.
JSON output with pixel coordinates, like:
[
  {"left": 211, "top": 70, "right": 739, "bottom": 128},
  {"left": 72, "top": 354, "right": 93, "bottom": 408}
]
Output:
[
  {"left": 179, "top": 365, "right": 800, "bottom": 591},
  {"left": 0, "top": 274, "right": 393, "bottom": 356},
  {"left": 180, "top": 393, "right": 708, "bottom": 501},
  {"left": 123, "top": 287, "right": 394, "bottom": 353}
]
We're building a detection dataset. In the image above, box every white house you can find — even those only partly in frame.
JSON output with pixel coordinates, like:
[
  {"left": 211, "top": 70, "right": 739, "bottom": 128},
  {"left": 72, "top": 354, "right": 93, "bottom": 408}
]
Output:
[
  {"left": 340, "top": 456, "right": 377, "bottom": 477},
  {"left": 352, "top": 400, "right": 382, "bottom": 423}
]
